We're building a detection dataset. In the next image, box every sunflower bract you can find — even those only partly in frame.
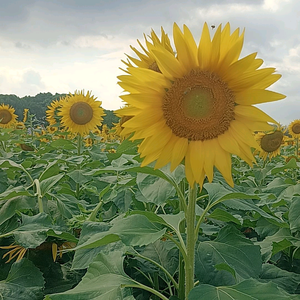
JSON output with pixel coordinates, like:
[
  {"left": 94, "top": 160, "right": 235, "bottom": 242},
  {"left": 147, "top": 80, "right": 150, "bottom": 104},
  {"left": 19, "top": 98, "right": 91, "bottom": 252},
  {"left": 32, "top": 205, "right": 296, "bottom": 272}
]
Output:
[{"left": 117, "top": 22, "right": 286, "bottom": 187}]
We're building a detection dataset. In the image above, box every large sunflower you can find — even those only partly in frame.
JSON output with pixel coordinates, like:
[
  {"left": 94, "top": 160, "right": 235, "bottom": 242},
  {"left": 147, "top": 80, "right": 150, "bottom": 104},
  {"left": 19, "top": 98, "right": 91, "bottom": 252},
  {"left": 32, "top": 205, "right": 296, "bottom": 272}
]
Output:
[
  {"left": 117, "top": 23, "right": 286, "bottom": 187},
  {"left": 0, "top": 104, "right": 18, "bottom": 128},
  {"left": 58, "top": 90, "right": 105, "bottom": 136},
  {"left": 288, "top": 119, "right": 300, "bottom": 139}
]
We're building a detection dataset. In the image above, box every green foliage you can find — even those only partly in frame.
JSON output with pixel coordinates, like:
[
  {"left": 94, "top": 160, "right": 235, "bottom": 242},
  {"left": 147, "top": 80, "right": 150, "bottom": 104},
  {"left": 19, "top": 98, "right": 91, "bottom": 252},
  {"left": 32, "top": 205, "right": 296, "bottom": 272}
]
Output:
[{"left": 1, "top": 125, "right": 300, "bottom": 299}]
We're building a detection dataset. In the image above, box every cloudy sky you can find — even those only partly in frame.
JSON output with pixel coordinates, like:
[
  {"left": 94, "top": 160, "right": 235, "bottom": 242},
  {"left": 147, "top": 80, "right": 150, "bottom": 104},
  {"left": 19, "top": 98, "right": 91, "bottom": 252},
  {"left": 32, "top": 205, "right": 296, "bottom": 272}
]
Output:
[{"left": 0, "top": 0, "right": 299, "bottom": 125}]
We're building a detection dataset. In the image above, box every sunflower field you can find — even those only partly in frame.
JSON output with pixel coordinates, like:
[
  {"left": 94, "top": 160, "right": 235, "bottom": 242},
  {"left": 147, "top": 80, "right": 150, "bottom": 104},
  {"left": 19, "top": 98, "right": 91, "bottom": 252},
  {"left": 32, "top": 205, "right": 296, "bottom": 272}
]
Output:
[{"left": 1, "top": 23, "right": 300, "bottom": 300}]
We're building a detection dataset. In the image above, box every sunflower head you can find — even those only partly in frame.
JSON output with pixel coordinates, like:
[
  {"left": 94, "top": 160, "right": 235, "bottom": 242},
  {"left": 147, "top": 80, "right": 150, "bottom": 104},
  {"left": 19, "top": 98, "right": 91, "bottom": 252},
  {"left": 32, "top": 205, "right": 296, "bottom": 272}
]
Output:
[
  {"left": 46, "top": 98, "right": 66, "bottom": 126},
  {"left": 117, "top": 23, "right": 285, "bottom": 187},
  {"left": 58, "top": 90, "right": 105, "bottom": 136},
  {"left": 123, "top": 27, "right": 174, "bottom": 72},
  {"left": 288, "top": 119, "right": 300, "bottom": 139},
  {"left": 257, "top": 129, "right": 284, "bottom": 160},
  {"left": 0, "top": 104, "right": 18, "bottom": 128}
]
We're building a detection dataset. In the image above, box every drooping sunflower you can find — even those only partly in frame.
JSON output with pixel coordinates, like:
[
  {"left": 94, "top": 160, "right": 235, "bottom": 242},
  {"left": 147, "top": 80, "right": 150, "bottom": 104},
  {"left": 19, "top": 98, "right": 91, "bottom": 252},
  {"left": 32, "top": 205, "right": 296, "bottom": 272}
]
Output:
[
  {"left": 288, "top": 119, "right": 300, "bottom": 139},
  {"left": 58, "top": 90, "right": 105, "bottom": 136},
  {"left": 0, "top": 104, "right": 18, "bottom": 128},
  {"left": 117, "top": 23, "right": 286, "bottom": 187},
  {"left": 256, "top": 127, "right": 284, "bottom": 160},
  {"left": 46, "top": 98, "right": 66, "bottom": 126}
]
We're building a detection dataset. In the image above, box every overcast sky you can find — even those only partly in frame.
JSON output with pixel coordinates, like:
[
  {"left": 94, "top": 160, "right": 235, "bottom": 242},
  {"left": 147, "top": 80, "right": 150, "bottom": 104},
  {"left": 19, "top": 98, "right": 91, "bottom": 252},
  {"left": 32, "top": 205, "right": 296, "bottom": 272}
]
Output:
[{"left": 0, "top": 0, "right": 299, "bottom": 125}]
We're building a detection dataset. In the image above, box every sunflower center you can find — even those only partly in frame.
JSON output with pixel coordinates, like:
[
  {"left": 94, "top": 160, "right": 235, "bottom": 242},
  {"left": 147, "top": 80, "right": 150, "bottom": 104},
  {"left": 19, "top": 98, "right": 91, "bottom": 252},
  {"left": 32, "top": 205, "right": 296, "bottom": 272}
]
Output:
[
  {"left": 292, "top": 123, "right": 300, "bottom": 134},
  {"left": 0, "top": 110, "right": 12, "bottom": 124},
  {"left": 260, "top": 131, "right": 283, "bottom": 153},
  {"left": 163, "top": 69, "right": 235, "bottom": 141},
  {"left": 69, "top": 102, "right": 93, "bottom": 125}
]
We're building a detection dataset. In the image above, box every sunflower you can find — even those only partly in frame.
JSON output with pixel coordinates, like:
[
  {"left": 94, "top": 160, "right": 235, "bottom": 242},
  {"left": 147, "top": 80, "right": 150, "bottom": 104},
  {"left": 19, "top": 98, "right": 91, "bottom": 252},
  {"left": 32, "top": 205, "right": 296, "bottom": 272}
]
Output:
[
  {"left": 117, "top": 23, "right": 285, "bottom": 187},
  {"left": 123, "top": 27, "right": 174, "bottom": 72},
  {"left": 0, "top": 104, "right": 18, "bottom": 128},
  {"left": 23, "top": 108, "right": 29, "bottom": 123},
  {"left": 58, "top": 90, "right": 105, "bottom": 136},
  {"left": 256, "top": 127, "right": 284, "bottom": 160},
  {"left": 46, "top": 98, "right": 66, "bottom": 125},
  {"left": 288, "top": 119, "right": 300, "bottom": 139}
]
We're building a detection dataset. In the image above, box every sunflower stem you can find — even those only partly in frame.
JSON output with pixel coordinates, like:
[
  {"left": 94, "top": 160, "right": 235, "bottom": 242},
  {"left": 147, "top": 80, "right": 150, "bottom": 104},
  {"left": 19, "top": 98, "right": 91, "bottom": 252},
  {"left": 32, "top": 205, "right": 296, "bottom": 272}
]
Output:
[
  {"left": 185, "top": 183, "right": 197, "bottom": 298},
  {"left": 296, "top": 138, "right": 299, "bottom": 158},
  {"left": 76, "top": 134, "right": 82, "bottom": 199},
  {"left": 34, "top": 179, "right": 44, "bottom": 213}
]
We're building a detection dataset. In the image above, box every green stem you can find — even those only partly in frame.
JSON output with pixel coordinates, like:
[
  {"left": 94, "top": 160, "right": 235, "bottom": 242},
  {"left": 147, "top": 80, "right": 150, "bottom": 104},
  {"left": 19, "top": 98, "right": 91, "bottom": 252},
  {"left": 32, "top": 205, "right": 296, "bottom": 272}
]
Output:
[
  {"left": 76, "top": 134, "right": 82, "bottom": 199},
  {"left": 88, "top": 200, "right": 103, "bottom": 221},
  {"left": 34, "top": 179, "right": 44, "bottom": 213},
  {"left": 178, "top": 254, "right": 185, "bottom": 300},
  {"left": 296, "top": 138, "right": 299, "bottom": 158},
  {"left": 185, "top": 183, "right": 197, "bottom": 298},
  {"left": 121, "top": 282, "right": 169, "bottom": 300},
  {"left": 194, "top": 203, "right": 211, "bottom": 241}
]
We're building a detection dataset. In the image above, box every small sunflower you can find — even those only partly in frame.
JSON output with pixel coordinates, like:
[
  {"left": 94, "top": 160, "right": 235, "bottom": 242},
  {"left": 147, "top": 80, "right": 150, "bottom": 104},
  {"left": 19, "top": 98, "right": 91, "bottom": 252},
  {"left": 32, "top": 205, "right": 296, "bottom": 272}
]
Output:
[
  {"left": 288, "top": 119, "right": 300, "bottom": 139},
  {"left": 15, "top": 121, "right": 25, "bottom": 130},
  {"left": 23, "top": 108, "right": 29, "bottom": 123},
  {"left": 46, "top": 98, "right": 66, "bottom": 126},
  {"left": 117, "top": 23, "right": 285, "bottom": 187},
  {"left": 58, "top": 90, "right": 105, "bottom": 136},
  {"left": 256, "top": 128, "right": 284, "bottom": 160},
  {"left": 0, "top": 104, "right": 18, "bottom": 128}
]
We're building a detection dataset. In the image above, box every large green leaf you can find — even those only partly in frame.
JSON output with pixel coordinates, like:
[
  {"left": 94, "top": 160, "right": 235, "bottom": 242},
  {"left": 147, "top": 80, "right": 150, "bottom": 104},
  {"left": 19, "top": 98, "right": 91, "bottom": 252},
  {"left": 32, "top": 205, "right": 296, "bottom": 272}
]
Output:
[
  {"left": 0, "top": 213, "right": 53, "bottom": 247},
  {"left": 136, "top": 173, "right": 176, "bottom": 205},
  {"left": 39, "top": 173, "right": 65, "bottom": 196},
  {"left": 0, "top": 194, "right": 35, "bottom": 227},
  {"left": 188, "top": 279, "right": 298, "bottom": 299},
  {"left": 289, "top": 196, "right": 300, "bottom": 233},
  {"left": 257, "top": 228, "right": 300, "bottom": 262},
  {"left": 259, "top": 263, "right": 300, "bottom": 294},
  {"left": 0, "top": 258, "right": 44, "bottom": 300},
  {"left": 195, "top": 226, "right": 262, "bottom": 286},
  {"left": 138, "top": 240, "right": 178, "bottom": 276},
  {"left": 203, "top": 183, "right": 260, "bottom": 207},
  {"left": 72, "top": 221, "right": 119, "bottom": 270},
  {"left": 45, "top": 251, "right": 135, "bottom": 300},
  {"left": 75, "top": 214, "right": 166, "bottom": 250}
]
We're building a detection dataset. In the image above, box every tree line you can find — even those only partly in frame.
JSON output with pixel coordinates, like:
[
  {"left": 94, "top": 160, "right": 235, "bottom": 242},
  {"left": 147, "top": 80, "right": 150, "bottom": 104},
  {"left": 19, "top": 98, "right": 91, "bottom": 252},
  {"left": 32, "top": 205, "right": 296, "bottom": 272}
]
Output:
[{"left": 0, "top": 93, "right": 119, "bottom": 128}]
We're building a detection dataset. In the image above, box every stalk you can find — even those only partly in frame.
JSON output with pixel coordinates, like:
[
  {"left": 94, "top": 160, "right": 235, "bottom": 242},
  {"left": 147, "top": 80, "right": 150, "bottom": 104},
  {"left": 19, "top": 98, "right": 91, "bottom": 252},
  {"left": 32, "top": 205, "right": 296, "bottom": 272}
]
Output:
[
  {"left": 34, "top": 179, "right": 44, "bottom": 213},
  {"left": 76, "top": 134, "right": 82, "bottom": 199},
  {"left": 185, "top": 183, "right": 197, "bottom": 298}
]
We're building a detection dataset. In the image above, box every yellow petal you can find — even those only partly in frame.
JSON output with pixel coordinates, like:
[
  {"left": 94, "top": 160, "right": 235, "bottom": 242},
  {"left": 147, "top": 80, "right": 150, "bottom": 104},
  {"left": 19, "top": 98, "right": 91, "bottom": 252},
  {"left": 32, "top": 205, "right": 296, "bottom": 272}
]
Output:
[
  {"left": 173, "top": 23, "right": 197, "bottom": 71},
  {"left": 234, "top": 105, "right": 277, "bottom": 124},
  {"left": 203, "top": 139, "right": 216, "bottom": 183},
  {"left": 215, "top": 143, "right": 234, "bottom": 187},
  {"left": 152, "top": 49, "right": 184, "bottom": 79},
  {"left": 230, "top": 120, "right": 259, "bottom": 149},
  {"left": 188, "top": 141, "right": 205, "bottom": 184},
  {"left": 235, "top": 89, "right": 286, "bottom": 105},
  {"left": 198, "top": 22, "right": 212, "bottom": 69},
  {"left": 170, "top": 137, "right": 188, "bottom": 171},
  {"left": 154, "top": 135, "right": 179, "bottom": 169}
]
